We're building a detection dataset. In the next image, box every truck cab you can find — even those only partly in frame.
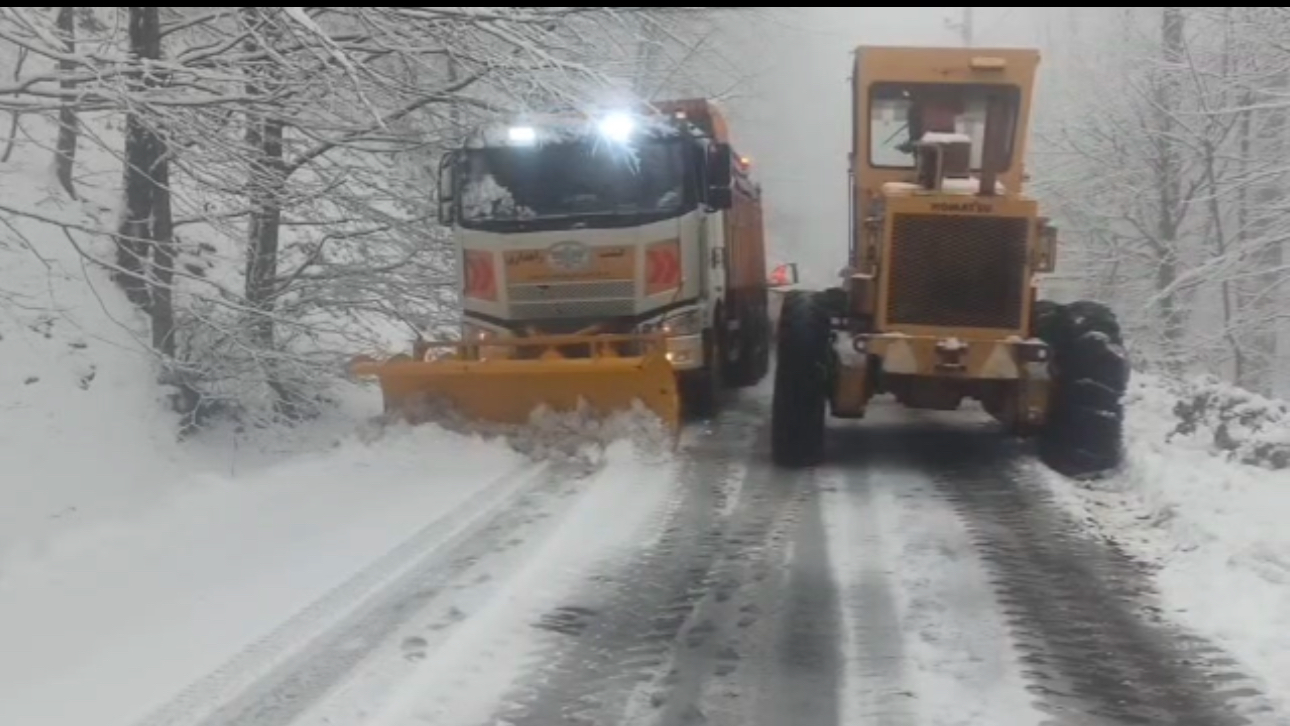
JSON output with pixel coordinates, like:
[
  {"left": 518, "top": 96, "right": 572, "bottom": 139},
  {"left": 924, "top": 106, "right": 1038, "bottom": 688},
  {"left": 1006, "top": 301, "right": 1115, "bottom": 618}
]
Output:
[{"left": 435, "top": 101, "right": 774, "bottom": 415}]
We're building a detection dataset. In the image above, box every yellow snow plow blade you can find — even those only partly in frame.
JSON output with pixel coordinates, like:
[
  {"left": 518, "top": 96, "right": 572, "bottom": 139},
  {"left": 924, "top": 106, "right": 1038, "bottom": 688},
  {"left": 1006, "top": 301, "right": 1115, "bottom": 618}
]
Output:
[{"left": 348, "top": 333, "right": 681, "bottom": 433}]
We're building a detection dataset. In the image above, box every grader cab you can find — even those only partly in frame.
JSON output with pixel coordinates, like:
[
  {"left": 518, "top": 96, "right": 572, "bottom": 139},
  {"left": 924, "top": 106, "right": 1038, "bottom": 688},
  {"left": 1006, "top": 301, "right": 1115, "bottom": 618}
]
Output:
[{"left": 770, "top": 45, "right": 1130, "bottom": 479}]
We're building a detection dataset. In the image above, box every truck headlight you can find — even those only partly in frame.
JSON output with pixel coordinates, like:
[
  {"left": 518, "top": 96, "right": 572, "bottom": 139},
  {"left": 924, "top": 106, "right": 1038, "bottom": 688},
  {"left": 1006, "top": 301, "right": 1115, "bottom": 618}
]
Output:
[
  {"left": 462, "top": 322, "right": 497, "bottom": 342},
  {"left": 661, "top": 309, "right": 702, "bottom": 336}
]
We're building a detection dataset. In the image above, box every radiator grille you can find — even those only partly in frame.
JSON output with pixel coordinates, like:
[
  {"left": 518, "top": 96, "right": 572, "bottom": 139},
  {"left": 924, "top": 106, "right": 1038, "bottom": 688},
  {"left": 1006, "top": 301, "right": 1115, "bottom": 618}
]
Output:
[
  {"left": 511, "top": 299, "right": 635, "bottom": 319},
  {"left": 507, "top": 280, "right": 634, "bottom": 302},
  {"left": 886, "top": 213, "right": 1029, "bottom": 330}
]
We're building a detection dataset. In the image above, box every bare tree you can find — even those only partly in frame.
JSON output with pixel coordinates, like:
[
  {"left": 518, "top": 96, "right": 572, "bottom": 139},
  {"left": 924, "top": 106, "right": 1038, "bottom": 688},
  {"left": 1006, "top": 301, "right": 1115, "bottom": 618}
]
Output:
[
  {"left": 1035, "top": 6, "right": 1290, "bottom": 397},
  {"left": 0, "top": 5, "right": 749, "bottom": 428},
  {"left": 53, "top": 6, "right": 76, "bottom": 198}
]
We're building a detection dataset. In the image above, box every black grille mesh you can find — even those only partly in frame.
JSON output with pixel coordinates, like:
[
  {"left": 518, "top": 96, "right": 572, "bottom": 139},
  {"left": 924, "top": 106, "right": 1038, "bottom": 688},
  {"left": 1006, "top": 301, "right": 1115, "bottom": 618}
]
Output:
[{"left": 886, "top": 213, "right": 1029, "bottom": 329}]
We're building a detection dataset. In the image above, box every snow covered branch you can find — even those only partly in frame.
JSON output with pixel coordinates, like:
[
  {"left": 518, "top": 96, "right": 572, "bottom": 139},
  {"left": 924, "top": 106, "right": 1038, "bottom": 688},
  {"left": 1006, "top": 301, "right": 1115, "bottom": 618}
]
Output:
[
  {"left": 0, "top": 4, "right": 748, "bottom": 429},
  {"left": 1034, "top": 6, "right": 1290, "bottom": 396}
]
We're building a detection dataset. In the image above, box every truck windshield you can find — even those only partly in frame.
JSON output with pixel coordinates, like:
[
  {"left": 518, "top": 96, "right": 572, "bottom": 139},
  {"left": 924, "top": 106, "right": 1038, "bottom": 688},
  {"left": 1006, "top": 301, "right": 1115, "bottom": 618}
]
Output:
[
  {"left": 458, "top": 138, "right": 687, "bottom": 225},
  {"left": 868, "top": 82, "right": 1019, "bottom": 171}
]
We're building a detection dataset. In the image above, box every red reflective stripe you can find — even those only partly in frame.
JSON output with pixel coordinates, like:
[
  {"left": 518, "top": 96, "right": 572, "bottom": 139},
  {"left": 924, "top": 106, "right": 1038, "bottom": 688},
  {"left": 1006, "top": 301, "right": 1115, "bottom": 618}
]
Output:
[
  {"left": 646, "top": 245, "right": 680, "bottom": 292},
  {"left": 463, "top": 250, "right": 496, "bottom": 301}
]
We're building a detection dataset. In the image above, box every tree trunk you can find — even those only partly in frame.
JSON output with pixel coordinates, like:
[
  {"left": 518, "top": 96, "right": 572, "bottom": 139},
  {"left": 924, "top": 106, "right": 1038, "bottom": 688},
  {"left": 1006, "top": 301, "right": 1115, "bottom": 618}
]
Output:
[
  {"left": 149, "top": 137, "right": 176, "bottom": 358},
  {"left": 54, "top": 6, "right": 78, "bottom": 199},
  {"left": 1245, "top": 66, "right": 1287, "bottom": 395},
  {"left": 113, "top": 6, "right": 161, "bottom": 308},
  {"left": 242, "top": 8, "right": 285, "bottom": 349},
  {"left": 240, "top": 7, "right": 296, "bottom": 416},
  {"left": 1, "top": 48, "right": 28, "bottom": 164},
  {"left": 1152, "top": 6, "right": 1186, "bottom": 371},
  {"left": 244, "top": 114, "right": 284, "bottom": 351}
]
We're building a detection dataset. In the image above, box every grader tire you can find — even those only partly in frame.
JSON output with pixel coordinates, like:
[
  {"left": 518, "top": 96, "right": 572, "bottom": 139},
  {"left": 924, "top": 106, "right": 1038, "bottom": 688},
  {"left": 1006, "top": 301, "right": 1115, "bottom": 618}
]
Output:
[
  {"left": 1038, "top": 300, "right": 1130, "bottom": 479},
  {"left": 1031, "top": 298, "right": 1063, "bottom": 341},
  {"left": 771, "top": 290, "right": 831, "bottom": 468}
]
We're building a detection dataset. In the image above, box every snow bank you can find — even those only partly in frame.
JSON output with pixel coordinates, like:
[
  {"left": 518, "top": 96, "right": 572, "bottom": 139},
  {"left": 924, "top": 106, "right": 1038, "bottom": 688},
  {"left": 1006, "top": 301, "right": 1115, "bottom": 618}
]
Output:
[
  {"left": 0, "top": 123, "right": 673, "bottom": 726},
  {"left": 375, "top": 396, "right": 674, "bottom": 473},
  {"left": 1038, "top": 372, "right": 1290, "bottom": 712},
  {"left": 358, "top": 436, "right": 679, "bottom": 726},
  {"left": 0, "top": 117, "right": 669, "bottom": 561},
  {"left": 0, "top": 421, "right": 531, "bottom": 726},
  {"left": 1167, "top": 374, "right": 1290, "bottom": 469},
  {"left": 0, "top": 130, "right": 187, "bottom": 562}
]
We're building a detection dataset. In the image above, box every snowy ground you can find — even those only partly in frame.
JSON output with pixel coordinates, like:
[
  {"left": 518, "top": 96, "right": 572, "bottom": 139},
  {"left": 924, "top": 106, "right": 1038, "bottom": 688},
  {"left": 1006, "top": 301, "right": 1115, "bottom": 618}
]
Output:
[
  {"left": 5, "top": 129, "right": 1290, "bottom": 724},
  {"left": 0, "top": 423, "right": 532, "bottom": 725},
  {"left": 0, "top": 196, "right": 678, "bottom": 725},
  {"left": 819, "top": 420, "right": 1042, "bottom": 726},
  {"left": 1037, "top": 373, "right": 1290, "bottom": 716},
  {"left": 0, "top": 139, "right": 667, "bottom": 725}
]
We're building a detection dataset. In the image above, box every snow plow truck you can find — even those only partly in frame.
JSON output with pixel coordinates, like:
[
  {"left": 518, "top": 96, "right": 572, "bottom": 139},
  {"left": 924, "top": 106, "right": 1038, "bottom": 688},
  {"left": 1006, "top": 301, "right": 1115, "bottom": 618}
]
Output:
[
  {"left": 770, "top": 45, "right": 1130, "bottom": 478},
  {"left": 352, "top": 99, "right": 788, "bottom": 432}
]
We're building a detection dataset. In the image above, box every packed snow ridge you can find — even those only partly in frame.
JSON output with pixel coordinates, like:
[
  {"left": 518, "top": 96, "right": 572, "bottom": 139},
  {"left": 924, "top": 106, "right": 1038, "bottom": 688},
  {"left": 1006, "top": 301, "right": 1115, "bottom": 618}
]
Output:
[
  {"left": 364, "top": 396, "right": 674, "bottom": 472},
  {"left": 1039, "top": 372, "right": 1290, "bottom": 710}
]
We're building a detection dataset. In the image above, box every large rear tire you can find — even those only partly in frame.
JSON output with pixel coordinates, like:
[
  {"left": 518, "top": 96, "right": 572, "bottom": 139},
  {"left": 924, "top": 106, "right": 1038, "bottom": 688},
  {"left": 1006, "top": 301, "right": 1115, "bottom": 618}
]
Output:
[
  {"left": 771, "top": 290, "right": 831, "bottom": 468},
  {"left": 1037, "top": 300, "right": 1130, "bottom": 479}
]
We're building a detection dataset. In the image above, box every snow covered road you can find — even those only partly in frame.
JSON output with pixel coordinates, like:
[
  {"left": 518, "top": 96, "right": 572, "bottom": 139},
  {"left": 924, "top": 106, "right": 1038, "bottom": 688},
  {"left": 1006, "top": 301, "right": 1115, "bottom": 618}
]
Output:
[
  {"left": 4, "top": 388, "right": 1285, "bottom": 726},
  {"left": 821, "top": 413, "right": 1275, "bottom": 726}
]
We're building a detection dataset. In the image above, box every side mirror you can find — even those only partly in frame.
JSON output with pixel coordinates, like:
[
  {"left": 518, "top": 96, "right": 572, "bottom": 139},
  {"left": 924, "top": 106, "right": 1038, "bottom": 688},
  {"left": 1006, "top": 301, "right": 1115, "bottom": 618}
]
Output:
[
  {"left": 1035, "top": 218, "right": 1057, "bottom": 273},
  {"left": 437, "top": 151, "right": 457, "bottom": 225},
  {"left": 706, "top": 143, "right": 733, "bottom": 210},
  {"left": 768, "top": 262, "right": 799, "bottom": 287}
]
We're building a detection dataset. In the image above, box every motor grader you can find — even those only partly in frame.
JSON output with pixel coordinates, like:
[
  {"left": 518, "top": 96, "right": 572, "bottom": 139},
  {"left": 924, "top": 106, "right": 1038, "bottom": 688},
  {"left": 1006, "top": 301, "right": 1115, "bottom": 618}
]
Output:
[{"left": 770, "top": 45, "right": 1130, "bottom": 479}]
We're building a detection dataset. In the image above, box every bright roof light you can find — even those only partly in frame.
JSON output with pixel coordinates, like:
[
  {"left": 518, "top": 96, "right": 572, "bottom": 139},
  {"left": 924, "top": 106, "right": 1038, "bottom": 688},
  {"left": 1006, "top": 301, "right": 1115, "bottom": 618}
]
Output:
[
  {"left": 598, "top": 112, "right": 634, "bottom": 143},
  {"left": 508, "top": 125, "right": 536, "bottom": 144}
]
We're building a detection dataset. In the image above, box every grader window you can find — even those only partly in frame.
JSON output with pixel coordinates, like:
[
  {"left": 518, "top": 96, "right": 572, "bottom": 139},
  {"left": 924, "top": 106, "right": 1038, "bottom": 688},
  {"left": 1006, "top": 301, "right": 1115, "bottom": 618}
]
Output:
[{"left": 868, "top": 82, "right": 1019, "bottom": 172}]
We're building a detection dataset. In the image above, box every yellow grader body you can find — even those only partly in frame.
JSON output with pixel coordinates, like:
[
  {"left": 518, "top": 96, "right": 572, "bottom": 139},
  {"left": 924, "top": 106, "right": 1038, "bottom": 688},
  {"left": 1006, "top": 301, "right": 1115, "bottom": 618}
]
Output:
[
  {"left": 351, "top": 333, "right": 680, "bottom": 432},
  {"left": 770, "top": 45, "right": 1130, "bottom": 479},
  {"left": 831, "top": 46, "right": 1053, "bottom": 431},
  {"left": 835, "top": 188, "right": 1055, "bottom": 430}
]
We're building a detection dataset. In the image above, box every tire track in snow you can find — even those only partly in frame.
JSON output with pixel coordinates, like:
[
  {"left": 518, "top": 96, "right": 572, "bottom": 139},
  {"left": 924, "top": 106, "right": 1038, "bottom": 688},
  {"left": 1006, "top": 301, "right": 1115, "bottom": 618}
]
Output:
[
  {"left": 712, "top": 466, "right": 841, "bottom": 726},
  {"left": 485, "top": 394, "right": 846, "bottom": 726},
  {"left": 823, "top": 413, "right": 1043, "bottom": 726},
  {"left": 131, "top": 458, "right": 566, "bottom": 726},
  {"left": 483, "top": 396, "right": 766, "bottom": 726},
  {"left": 493, "top": 396, "right": 849, "bottom": 726},
  {"left": 354, "top": 422, "right": 697, "bottom": 726},
  {"left": 641, "top": 436, "right": 834, "bottom": 726},
  {"left": 885, "top": 414, "right": 1274, "bottom": 726},
  {"left": 818, "top": 446, "right": 917, "bottom": 726}
]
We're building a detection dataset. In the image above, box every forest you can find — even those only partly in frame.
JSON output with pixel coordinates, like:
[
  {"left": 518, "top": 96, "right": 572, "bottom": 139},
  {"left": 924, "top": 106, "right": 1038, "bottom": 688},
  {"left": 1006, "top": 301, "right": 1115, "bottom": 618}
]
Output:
[
  {"left": 1035, "top": 6, "right": 1290, "bottom": 399},
  {"left": 2, "top": 6, "right": 1288, "bottom": 426},
  {"left": 0, "top": 6, "right": 742, "bottom": 429}
]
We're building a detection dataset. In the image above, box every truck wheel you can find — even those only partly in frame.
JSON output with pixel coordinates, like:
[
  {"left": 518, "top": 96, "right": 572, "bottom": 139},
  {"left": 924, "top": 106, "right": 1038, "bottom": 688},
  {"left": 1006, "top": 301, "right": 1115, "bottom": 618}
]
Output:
[
  {"left": 727, "top": 302, "right": 771, "bottom": 388},
  {"left": 1037, "top": 300, "right": 1130, "bottom": 479},
  {"left": 771, "top": 290, "right": 831, "bottom": 467},
  {"left": 753, "top": 313, "right": 771, "bottom": 381},
  {"left": 681, "top": 329, "right": 723, "bottom": 419}
]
